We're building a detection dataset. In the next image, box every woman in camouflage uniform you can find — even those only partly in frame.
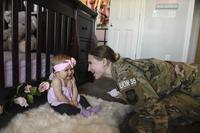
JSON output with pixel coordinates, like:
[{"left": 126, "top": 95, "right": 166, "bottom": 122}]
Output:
[{"left": 88, "top": 45, "right": 200, "bottom": 133}]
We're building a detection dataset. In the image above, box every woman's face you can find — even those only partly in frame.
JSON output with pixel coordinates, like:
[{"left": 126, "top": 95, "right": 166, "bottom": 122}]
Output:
[{"left": 88, "top": 54, "right": 105, "bottom": 79}]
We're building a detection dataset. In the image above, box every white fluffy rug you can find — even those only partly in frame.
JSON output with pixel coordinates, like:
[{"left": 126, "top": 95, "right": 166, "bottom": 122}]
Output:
[{"left": 2, "top": 95, "right": 133, "bottom": 133}]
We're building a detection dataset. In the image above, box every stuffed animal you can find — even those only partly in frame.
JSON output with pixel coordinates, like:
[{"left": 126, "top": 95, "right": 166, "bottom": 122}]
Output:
[
  {"left": 3, "top": 11, "right": 37, "bottom": 52},
  {"left": 13, "top": 81, "right": 50, "bottom": 107},
  {"left": 0, "top": 81, "right": 50, "bottom": 115}
]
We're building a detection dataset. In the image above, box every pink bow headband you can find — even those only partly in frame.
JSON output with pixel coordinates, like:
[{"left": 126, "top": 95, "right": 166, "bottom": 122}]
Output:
[{"left": 53, "top": 58, "right": 76, "bottom": 72}]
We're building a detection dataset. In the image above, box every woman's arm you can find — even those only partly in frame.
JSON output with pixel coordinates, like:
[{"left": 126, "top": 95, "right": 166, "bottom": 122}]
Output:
[
  {"left": 136, "top": 78, "right": 168, "bottom": 132},
  {"left": 114, "top": 62, "right": 168, "bottom": 132}
]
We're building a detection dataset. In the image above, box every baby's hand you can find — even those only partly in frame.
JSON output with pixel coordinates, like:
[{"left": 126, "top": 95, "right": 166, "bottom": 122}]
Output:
[
  {"left": 72, "top": 100, "right": 78, "bottom": 106},
  {"left": 71, "top": 77, "right": 76, "bottom": 85},
  {"left": 69, "top": 101, "right": 75, "bottom": 106}
]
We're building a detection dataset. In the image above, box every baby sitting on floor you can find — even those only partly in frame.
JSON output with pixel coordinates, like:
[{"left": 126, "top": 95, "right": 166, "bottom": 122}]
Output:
[{"left": 48, "top": 54, "right": 101, "bottom": 117}]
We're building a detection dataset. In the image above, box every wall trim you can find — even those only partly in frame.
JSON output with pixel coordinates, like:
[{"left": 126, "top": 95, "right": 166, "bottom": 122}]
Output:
[
  {"left": 136, "top": 0, "right": 145, "bottom": 59},
  {"left": 188, "top": 0, "right": 200, "bottom": 63},
  {"left": 182, "top": 0, "right": 195, "bottom": 62}
]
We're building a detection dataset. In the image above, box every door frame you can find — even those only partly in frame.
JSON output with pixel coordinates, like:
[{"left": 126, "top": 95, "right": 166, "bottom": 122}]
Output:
[
  {"left": 195, "top": 26, "right": 200, "bottom": 63},
  {"left": 135, "top": 0, "right": 145, "bottom": 59},
  {"left": 182, "top": 0, "right": 196, "bottom": 62}
]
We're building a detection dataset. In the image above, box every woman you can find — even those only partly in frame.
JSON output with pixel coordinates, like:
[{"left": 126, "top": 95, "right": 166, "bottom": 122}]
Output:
[{"left": 88, "top": 45, "right": 200, "bottom": 132}]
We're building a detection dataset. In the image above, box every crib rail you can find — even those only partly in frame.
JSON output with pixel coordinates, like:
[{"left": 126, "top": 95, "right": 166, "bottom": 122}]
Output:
[
  {"left": 25, "top": 1, "right": 32, "bottom": 83},
  {"left": 0, "top": 0, "right": 83, "bottom": 89},
  {"left": 12, "top": 0, "right": 20, "bottom": 87},
  {"left": 0, "top": 0, "right": 4, "bottom": 88}
]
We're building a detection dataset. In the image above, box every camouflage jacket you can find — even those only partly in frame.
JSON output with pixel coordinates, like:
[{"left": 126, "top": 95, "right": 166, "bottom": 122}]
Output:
[{"left": 111, "top": 58, "right": 200, "bottom": 131}]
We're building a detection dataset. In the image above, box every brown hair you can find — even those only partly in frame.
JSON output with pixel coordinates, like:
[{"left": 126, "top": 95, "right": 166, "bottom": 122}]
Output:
[
  {"left": 52, "top": 54, "right": 71, "bottom": 66},
  {"left": 89, "top": 45, "right": 120, "bottom": 62}
]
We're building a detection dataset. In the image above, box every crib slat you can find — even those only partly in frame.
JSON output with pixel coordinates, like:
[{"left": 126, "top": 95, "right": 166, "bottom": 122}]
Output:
[
  {"left": 53, "top": 12, "right": 61, "bottom": 54},
  {"left": 11, "top": 0, "right": 19, "bottom": 87},
  {"left": 36, "top": 5, "right": 42, "bottom": 82},
  {"left": 0, "top": 0, "right": 5, "bottom": 88},
  {"left": 61, "top": 15, "right": 65, "bottom": 53},
  {"left": 25, "top": 0, "right": 32, "bottom": 83},
  {"left": 65, "top": 17, "right": 71, "bottom": 54},
  {"left": 45, "top": 10, "right": 52, "bottom": 78},
  {"left": 53, "top": 13, "right": 57, "bottom": 54},
  {"left": 57, "top": 14, "right": 61, "bottom": 53}
]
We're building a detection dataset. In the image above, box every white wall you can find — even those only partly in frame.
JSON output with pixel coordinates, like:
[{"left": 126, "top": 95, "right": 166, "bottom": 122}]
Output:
[{"left": 139, "top": 0, "right": 195, "bottom": 62}]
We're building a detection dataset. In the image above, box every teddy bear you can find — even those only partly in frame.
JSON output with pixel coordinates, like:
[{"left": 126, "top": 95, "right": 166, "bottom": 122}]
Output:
[{"left": 3, "top": 11, "right": 37, "bottom": 52}]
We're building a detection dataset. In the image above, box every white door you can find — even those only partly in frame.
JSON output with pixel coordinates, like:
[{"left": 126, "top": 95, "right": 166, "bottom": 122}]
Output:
[{"left": 108, "top": 0, "right": 142, "bottom": 59}]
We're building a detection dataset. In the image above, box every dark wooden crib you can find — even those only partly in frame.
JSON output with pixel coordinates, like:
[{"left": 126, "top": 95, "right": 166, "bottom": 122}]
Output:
[{"left": 0, "top": 0, "right": 97, "bottom": 128}]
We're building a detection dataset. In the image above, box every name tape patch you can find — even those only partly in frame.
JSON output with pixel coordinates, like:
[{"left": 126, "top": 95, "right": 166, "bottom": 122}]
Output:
[{"left": 118, "top": 78, "right": 137, "bottom": 90}]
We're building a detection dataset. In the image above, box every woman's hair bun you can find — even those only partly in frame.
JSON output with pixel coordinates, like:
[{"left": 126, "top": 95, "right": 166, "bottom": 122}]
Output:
[{"left": 115, "top": 53, "right": 120, "bottom": 61}]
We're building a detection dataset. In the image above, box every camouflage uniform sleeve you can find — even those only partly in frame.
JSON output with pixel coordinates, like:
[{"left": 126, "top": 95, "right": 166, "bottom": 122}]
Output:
[
  {"left": 136, "top": 77, "right": 168, "bottom": 132},
  {"left": 113, "top": 61, "right": 168, "bottom": 131}
]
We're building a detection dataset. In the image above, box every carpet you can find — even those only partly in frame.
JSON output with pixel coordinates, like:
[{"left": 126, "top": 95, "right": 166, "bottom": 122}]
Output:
[{"left": 2, "top": 95, "right": 133, "bottom": 133}]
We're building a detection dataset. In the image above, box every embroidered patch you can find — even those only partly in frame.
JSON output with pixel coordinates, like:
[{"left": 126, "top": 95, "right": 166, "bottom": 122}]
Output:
[{"left": 118, "top": 78, "right": 137, "bottom": 90}]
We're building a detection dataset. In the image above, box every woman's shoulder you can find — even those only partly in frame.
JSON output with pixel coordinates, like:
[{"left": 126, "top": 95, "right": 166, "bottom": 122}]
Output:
[
  {"left": 113, "top": 57, "right": 155, "bottom": 68},
  {"left": 112, "top": 58, "right": 161, "bottom": 78},
  {"left": 116, "top": 57, "right": 157, "bottom": 62}
]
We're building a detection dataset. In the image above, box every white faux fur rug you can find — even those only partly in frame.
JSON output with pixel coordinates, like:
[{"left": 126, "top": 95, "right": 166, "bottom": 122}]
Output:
[{"left": 2, "top": 95, "right": 133, "bottom": 133}]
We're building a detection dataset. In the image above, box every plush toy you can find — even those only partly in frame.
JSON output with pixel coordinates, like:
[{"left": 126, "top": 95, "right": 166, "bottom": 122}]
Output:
[
  {"left": 13, "top": 81, "right": 50, "bottom": 107},
  {"left": 0, "top": 80, "right": 50, "bottom": 115},
  {"left": 3, "top": 11, "right": 37, "bottom": 52}
]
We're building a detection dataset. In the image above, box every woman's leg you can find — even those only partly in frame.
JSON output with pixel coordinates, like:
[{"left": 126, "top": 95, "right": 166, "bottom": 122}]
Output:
[
  {"left": 190, "top": 66, "right": 200, "bottom": 97},
  {"left": 163, "top": 92, "right": 200, "bottom": 124}
]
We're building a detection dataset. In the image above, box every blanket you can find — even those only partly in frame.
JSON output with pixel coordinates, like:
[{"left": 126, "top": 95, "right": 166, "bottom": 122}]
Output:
[{"left": 2, "top": 95, "right": 133, "bottom": 133}]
